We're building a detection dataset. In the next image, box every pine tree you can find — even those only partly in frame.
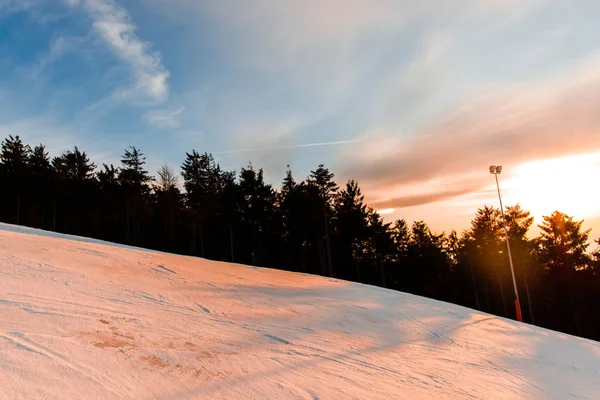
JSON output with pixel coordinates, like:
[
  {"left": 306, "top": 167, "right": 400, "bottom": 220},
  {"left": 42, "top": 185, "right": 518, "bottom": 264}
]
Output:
[
  {"left": 278, "top": 166, "right": 304, "bottom": 270},
  {"left": 333, "top": 179, "right": 370, "bottom": 281},
  {"left": 0, "top": 135, "right": 31, "bottom": 224},
  {"left": 307, "top": 164, "right": 338, "bottom": 276},
  {"left": 118, "top": 146, "right": 152, "bottom": 193},
  {"left": 504, "top": 204, "right": 536, "bottom": 324},
  {"left": 51, "top": 146, "right": 97, "bottom": 234},
  {"left": 52, "top": 146, "right": 96, "bottom": 181},
  {"left": 405, "top": 221, "right": 449, "bottom": 299},
  {"left": 366, "top": 210, "right": 395, "bottom": 288},
  {"left": 536, "top": 211, "right": 591, "bottom": 273},
  {"left": 464, "top": 206, "right": 508, "bottom": 315},
  {"left": 27, "top": 144, "right": 52, "bottom": 228},
  {"left": 0, "top": 131, "right": 598, "bottom": 341},
  {"left": 180, "top": 151, "right": 221, "bottom": 257},
  {"left": 535, "top": 211, "right": 592, "bottom": 336},
  {"left": 218, "top": 170, "right": 241, "bottom": 262},
  {"left": 239, "top": 163, "right": 277, "bottom": 266},
  {"left": 97, "top": 164, "right": 121, "bottom": 240},
  {"left": 118, "top": 146, "right": 152, "bottom": 245}
]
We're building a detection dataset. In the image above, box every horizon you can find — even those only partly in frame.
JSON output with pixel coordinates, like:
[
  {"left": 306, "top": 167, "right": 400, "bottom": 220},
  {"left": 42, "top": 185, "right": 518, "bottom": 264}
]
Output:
[{"left": 1, "top": 0, "right": 599, "bottom": 241}]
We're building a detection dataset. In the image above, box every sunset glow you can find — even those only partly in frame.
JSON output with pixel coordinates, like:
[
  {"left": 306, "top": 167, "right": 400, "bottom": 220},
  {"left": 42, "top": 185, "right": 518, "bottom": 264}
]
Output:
[
  {"left": 376, "top": 208, "right": 396, "bottom": 215},
  {"left": 502, "top": 152, "right": 600, "bottom": 221}
]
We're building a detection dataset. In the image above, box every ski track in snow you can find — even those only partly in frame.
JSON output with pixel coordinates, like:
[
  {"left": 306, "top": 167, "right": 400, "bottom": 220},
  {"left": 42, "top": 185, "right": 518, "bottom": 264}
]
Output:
[{"left": 1, "top": 223, "right": 599, "bottom": 399}]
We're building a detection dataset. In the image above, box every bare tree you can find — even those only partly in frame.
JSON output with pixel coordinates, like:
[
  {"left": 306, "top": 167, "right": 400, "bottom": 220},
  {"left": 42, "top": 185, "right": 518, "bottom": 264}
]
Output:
[
  {"left": 157, "top": 164, "right": 179, "bottom": 191},
  {"left": 155, "top": 164, "right": 180, "bottom": 250}
]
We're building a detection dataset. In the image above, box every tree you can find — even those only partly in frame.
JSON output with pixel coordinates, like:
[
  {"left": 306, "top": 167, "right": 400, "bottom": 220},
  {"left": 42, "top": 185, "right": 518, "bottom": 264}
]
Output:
[
  {"left": 536, "top": 211, "right": 591, "bottom": 273},
  {"left": 118, "top": 146, "right": 152, "bottom": 245},
  {"left": 0, "top": 135, "right": 31, "bottom": 224},
  {"left": 387, "top": 219, "right": 411, "bottom": 290},
  {"left": 218, "top": 170, "right": 241, "bottom": 262},
  {"left": 504, "top": 204, "right": 536, "bottom": 324},
  {"left": 239, "top": 163, "right": 277, "bottom": 266},
  {"left": 0, "top": 132, "right": 599, "bottom": 342},
  {"left": 333, "top": 180, "right": 370, "bottom": 281},
  {"left": 97, "top": 164, "right": 121, "bottom": 239},
  {"left": 279, "top": 166, "right": 304, "bottom": 271},
  {"left": 52, "top": 146, "right": 96, "bottom": 181},
  {"left": 280, "top": 165, "right": 296, "bottom": 202},
  {"left": 365, "top": 210, "right": 396, "bottom": 288},
  {"left": 27, "top": 144, "right": 52, "bottom": 228},
  {"left": 154, "top": 164, "right": 181, "bottom": 250},
  {"left": 535, "top": 211, "right": 592, "bottom": 336},
  {"left": 307, "top": 164, "right": 338, "bottom": 276},
  {"left": 405, "top": 221, "right": 450, "bottom": 299},
  {"left": 180, "top": 151, "right": 221, "bottom": 257},
  {"left": 119, "top": 146, "right": 152, "bottom": 193},
  {"left": 156, "top": 164, "right": 178, "bottom": 191},
  {"left": 464, "top": 206, "right": 507, "bottom": 316},
  {"left": 51, "top": 146, "right": 97, "bottom": 234}
]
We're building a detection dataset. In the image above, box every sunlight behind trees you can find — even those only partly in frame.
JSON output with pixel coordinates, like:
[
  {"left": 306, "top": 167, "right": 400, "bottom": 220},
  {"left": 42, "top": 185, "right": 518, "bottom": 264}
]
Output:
[
  {"left": 505, "top": 152, "right": 600, "bottom": 221},
  {"left": 1, "top": 134, "right": 599, "bottom": 342}
]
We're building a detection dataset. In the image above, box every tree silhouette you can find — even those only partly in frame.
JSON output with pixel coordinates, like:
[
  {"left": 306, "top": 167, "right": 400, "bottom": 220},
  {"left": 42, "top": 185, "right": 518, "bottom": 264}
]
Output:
[
  {"left": 118, "top": 146, "right": 152, "bottom": 245},
  {"left": 52, "top": 146, "right": 97, "bottom": 235},
  {"left": 0, "top": 135, "right": 31, "bottom": 224},
  {"left": 154, "top": 164, "right": 181, "bottom": 251},
  {"left": 1, "top": 132, "right": 599, "bottom": 341},
  {"left": 307, "top": 164, "right": 338, "bottom": 276},
  {"left": 535, "top": 211, "right": 592, "bottom": 335}
]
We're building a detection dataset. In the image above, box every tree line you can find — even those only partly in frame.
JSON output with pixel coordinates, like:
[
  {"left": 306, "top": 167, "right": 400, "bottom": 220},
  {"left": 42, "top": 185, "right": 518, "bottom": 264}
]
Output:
[{"left": 1, "top": 135, "right": 599, "bottom": 341}]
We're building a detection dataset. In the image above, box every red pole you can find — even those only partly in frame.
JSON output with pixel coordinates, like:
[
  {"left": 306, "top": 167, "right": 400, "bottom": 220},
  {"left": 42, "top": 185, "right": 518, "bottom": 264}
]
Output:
[{"left": 515, "top": 299, "right": 523, "bottom": 322}]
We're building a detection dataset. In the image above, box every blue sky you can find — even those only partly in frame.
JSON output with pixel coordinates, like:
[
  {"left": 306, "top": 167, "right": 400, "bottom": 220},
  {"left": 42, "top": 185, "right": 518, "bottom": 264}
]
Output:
[{"left": 2, "top": 0, "right": 600, "bottom": 234}]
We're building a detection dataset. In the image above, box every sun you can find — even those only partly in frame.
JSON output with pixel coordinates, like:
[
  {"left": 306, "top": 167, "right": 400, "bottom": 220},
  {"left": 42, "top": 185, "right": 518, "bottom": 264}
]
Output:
[{"left": 501, "top": 152, "right": 600, "bottom": 221}]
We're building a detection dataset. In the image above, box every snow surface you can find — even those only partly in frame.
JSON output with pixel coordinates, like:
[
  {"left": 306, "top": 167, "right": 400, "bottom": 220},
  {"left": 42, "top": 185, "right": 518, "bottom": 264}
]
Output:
[{"left": 1, "top": 223, "right": 599, "bottom": 399}]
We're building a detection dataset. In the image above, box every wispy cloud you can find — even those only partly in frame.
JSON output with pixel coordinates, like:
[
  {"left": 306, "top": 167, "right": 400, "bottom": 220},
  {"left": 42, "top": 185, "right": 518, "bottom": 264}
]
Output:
[
  {"left": 212, "top": 139, "right": 363, "bottom": 155},
  {"left": 143, "top": 106, "right": 185, "bottom": 129},
  {"left": 66, "top": 0, "right": 170, "bottom": 106},
  {"left": 32, "top": 35, "right": 85, "bottom": 77},
  {"left": 338, "top": 56, "right": 600, "bottom": 209},
  {"left": 139, "top": 0, "right": 540, "bottom": 162},
  {"left": 0, "top": 0, "right": 42, "bottom": 12}
]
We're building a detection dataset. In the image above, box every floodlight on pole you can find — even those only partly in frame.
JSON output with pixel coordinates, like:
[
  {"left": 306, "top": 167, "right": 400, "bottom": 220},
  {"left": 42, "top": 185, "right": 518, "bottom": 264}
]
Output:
[{"left": 489, "top": 165, "right": 523, "bottom": 323}]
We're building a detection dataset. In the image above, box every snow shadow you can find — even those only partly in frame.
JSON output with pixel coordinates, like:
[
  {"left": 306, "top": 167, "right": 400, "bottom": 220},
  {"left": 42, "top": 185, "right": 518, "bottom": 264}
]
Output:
[
  {"left": 166, "top": 279, "right": 600, "bottom": 399},
  {"left": 158, "top": 282, "right": 496, "bottom": 398}
]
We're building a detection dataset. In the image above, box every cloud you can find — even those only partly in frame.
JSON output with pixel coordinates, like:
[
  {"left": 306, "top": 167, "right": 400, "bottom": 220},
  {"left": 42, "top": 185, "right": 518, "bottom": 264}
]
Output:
[
  {"left": 0, "top": 0, "right": 43, "bottom": 12},
  {"left": 212, "top": 139, "right": 363, "bottom": 155},
  {"left": 143, "top": 106, "right": 185, "bottom": 129},
  {"left": 163, "top": 0, "right": 533, "bottom": 72},
  {"left": 371, "top": 187, "right": 481, "bottom": 209},
  {"left": 138, "top": 0, "right": 539, "bottom": 152},
  {"left": 337, "top": 56, "right": 600, "bottom": 209},
  {"left": 32, "top": 35, "right": 86, "bottom": 77},
  {"left": 66, "top": 0, "right": 170, "bottom": 105}
]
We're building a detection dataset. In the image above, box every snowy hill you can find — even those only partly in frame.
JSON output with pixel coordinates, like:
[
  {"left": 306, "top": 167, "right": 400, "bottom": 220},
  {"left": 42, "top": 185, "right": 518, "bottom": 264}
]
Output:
[{"left": 1, "top": 224, "right": 599, "bottom": 399}]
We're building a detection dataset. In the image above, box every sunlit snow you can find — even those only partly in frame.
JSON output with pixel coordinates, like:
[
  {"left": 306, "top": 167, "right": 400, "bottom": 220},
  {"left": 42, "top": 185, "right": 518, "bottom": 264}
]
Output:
[{"left": 1, "top": 223, "right": 599, "bottom": 399}]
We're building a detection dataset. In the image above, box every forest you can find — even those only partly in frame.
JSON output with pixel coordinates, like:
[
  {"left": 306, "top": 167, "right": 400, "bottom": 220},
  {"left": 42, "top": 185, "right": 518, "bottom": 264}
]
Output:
[{"left": 1, "top": 135, "right": 599, "bottom": 341}]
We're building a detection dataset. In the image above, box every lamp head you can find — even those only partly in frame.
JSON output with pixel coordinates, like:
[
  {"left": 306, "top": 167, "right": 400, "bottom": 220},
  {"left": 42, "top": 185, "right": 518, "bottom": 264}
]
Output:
[{"left": 489, "top": 165, "right": 502, "bottom": 174}]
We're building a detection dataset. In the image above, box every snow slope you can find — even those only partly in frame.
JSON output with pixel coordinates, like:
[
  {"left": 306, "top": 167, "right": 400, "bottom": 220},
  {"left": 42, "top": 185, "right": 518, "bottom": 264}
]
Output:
[{"left": 1, "top": 224, "right": 599, "bottom": 399}]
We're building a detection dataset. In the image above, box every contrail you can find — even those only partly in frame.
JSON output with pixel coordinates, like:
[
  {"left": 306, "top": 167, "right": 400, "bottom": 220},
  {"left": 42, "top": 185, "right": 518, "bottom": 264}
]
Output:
[{"left": 211, "top": 139, "right": 364, "bottom": 155}]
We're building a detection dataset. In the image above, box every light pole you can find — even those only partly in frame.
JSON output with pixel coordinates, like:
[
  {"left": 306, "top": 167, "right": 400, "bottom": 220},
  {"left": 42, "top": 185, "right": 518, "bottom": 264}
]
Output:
[{"left": 489, "top": 165, "right": 523, "bottom": 323}]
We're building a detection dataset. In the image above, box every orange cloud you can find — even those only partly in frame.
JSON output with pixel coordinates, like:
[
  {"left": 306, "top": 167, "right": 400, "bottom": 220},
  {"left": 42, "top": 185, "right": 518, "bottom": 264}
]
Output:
[{"left": 337, "top": 58, "right": 600, "bottom": 209}]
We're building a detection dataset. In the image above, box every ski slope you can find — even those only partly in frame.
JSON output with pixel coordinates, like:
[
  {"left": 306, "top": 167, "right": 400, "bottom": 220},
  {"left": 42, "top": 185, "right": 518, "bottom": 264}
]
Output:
[{"left": 1, "top": 224, "right": 599, "bottom": 399}]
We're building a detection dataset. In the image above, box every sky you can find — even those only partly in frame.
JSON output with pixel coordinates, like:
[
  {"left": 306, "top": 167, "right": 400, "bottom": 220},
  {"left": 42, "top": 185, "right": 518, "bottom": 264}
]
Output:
[{"left": 1, "top": 0, "right": 600, "bottom": 240}]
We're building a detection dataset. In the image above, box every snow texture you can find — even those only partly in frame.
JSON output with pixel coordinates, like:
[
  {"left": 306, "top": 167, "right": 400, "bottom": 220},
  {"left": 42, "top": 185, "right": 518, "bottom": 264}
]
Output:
[{"left": 1, "top": 223, "right": 599, "bottom": 399}]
